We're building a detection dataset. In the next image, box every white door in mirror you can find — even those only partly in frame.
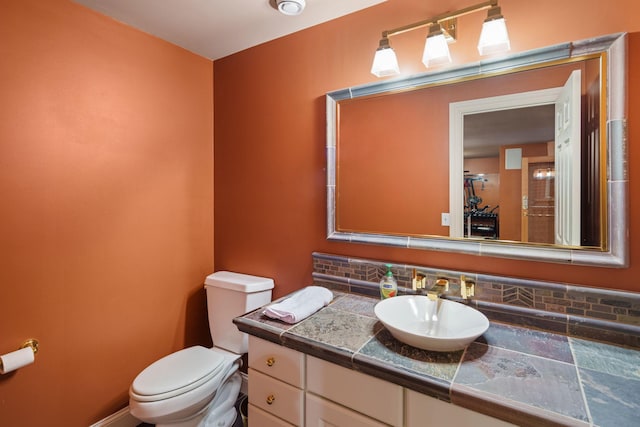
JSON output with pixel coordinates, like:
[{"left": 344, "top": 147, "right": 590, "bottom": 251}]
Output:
[{"left": 555, "top": 69, "right": 582, "bottom": 246}]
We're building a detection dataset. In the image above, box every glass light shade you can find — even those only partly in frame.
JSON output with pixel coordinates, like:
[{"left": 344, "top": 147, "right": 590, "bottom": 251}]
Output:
[
  {"left": 422, "top": 33, "right": 451, "bottom": 68},
  {"left": 477, "top": 18, "right": 510, "bottom": 55},
  {"left": 371, "top": 47, "right": 400, "bottom": 77}
]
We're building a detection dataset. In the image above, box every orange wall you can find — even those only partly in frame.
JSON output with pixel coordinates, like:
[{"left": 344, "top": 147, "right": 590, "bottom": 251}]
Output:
[
  {"left": 214, "top": 0, "right": 640, "bottom": 298},
  {"left": 0, "top": 0, "right": 214, "bottom": 425},
  {"left": 338, "top": 89, "right": 451, "bottom": 236}
]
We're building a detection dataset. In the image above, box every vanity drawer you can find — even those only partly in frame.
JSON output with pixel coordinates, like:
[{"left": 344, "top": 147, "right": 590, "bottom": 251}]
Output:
[
  {"left": 306, "top": 356, "right": 403, "bottom": 426},
  {"left": 248, "top": 335, "right": 305, "bottom": 387},
  {"left": 248, "top": 368, "right": 304, "bottom": 426},
  {"left": 248, "top": 403, "right": 295, "bottom": 427}
]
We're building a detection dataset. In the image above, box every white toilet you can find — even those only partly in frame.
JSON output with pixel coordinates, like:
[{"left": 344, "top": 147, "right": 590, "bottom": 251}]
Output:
[{"left": 129, "top": 271, "right": 274, "bottom": 427}]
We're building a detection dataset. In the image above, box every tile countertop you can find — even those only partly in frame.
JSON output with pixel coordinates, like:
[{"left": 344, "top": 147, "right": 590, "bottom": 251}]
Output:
[{"left": 233, "top": 289, "right": 640, "bottom": 427}]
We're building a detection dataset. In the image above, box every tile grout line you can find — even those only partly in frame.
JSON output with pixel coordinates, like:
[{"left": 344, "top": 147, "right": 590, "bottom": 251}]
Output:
[{"left": 568, "top": 337, "right": 595, "bottom": 426}]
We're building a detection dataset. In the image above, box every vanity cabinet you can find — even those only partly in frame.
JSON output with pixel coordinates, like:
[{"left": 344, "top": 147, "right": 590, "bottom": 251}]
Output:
[{"left": 248, "top": 336, "right": 514, "bottom": 426}]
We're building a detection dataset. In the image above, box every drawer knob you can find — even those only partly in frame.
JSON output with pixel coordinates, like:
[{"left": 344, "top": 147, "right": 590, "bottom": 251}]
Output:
[
  {"left": 266, "top": 357, "right": 276, "bottom": 367},
  {"left": 266, "top": 394, "right": 276, "bottom": 405}
]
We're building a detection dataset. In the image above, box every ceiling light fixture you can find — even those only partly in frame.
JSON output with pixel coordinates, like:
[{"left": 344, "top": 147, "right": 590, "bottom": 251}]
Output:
[
  {"left": 276, "top": 0, "right": 306, "bottom": 16},
  {"left": 371, "top": 0, "right": 510, "bottom": 77}
]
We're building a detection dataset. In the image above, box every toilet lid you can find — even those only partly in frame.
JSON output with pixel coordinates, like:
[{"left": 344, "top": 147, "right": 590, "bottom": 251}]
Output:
[{"left": 131, "top": 346, "right": 226, "bottom": 398}]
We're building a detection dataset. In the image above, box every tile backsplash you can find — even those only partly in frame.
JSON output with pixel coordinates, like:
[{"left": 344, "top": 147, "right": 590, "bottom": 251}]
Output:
[{"left": 312, "top": 252, "right": 640, "bottom": 348}]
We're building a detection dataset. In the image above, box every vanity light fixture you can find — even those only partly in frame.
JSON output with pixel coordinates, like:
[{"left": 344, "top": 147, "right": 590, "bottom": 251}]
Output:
[
  {"left": 276, "top": 0, "right": 305, "bottom": 16},
  {"left": 371, "top": 0, "right": 510, "bottom": 77}
]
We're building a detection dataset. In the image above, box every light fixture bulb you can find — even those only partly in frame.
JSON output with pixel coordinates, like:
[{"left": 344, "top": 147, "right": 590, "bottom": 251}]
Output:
[
  {"left": 371, "top": 37, "right": 400, "bottom": 77},
  {"left": 276, "top": 0, "right": 305, "bottom": 16},
  {"left": 477, "top": 6, "right": 510, "bottom": 55},
  {"left": 533, "top": 168, "right": 555, "bottom": 180},
  {"left": 422, "top": 24, "right": 451, "bottom": 68}
]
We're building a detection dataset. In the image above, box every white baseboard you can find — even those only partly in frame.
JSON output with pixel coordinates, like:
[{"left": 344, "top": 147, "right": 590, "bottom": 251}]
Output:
[{"left": 90, "top": 407, "right": 140, "bottom": 427}]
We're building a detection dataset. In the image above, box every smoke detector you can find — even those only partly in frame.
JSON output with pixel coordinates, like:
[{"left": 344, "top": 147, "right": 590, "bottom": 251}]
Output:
[{"left": 276, "top": 0, "right": 306, "bottom": 16}]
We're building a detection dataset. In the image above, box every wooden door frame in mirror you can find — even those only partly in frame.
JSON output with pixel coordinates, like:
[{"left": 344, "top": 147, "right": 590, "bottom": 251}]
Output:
[{"left": 326, "top": 33, "right": 627, "bottom": 267}]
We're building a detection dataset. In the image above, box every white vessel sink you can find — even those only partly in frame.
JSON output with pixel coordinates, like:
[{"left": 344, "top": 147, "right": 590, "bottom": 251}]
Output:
[{"left": 374, "top": 295, "right": 489, "bottom": 352}]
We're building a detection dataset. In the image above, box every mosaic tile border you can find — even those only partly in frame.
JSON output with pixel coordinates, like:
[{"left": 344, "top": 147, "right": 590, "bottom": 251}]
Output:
[{"left": 312, "top": 252, "right": 640, "bottom": 348}]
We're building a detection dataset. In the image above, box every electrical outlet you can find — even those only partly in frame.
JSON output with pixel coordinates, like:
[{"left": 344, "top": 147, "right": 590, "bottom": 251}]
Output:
[{"left": 441, "top": 213, "right": 450, "bottom": 226}]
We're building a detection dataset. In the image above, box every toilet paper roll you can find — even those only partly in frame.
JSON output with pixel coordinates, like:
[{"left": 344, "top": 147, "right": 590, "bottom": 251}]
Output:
[{"left": 0, "top": 347, "right": 35, "bottom": 374}]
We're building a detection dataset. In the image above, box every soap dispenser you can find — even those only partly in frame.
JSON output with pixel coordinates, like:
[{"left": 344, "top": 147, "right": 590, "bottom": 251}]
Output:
[{"left": 379, "top": 264, "right": 398, "bottom": 299}]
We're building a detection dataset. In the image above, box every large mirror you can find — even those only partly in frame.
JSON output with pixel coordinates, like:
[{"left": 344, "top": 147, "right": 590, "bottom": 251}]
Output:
[{"left": 326, "top": 33, "right": 628, "bottom": 267}]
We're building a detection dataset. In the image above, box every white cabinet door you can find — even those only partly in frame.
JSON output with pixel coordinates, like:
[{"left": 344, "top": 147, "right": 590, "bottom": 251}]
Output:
[
  {"left": 306, "top": 393, "right": 388, "bottom": 427},
  {"left": 405, "top": 389, "right": 515, "bottom": 426},
  {"left": 306, "top": 356, "right": 403, "bottom": 426}
]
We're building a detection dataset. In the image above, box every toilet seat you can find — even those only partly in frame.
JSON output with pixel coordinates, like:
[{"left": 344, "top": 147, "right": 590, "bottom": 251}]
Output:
[{"left": 131, "top": 346, "right": 227, "bottom": 402}]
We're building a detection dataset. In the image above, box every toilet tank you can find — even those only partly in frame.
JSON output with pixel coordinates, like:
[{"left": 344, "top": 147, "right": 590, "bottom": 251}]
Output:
[{"left": 204, "top": 271, "right": 274, "bottom": 354}]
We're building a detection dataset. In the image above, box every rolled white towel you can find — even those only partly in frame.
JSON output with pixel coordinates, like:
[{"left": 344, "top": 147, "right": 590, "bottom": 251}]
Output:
[
  {"left": 202, "top": 372, "right": 242, "bottom": 427},
  {"left": 263, "top": 286, "right": 333, "bottom": 324}
]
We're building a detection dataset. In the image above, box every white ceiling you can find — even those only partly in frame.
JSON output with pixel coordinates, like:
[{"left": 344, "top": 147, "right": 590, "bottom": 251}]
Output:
[
  {"left": 73, "top": 0, "right": 386, "bottom": 60},
  {"left": 464, "top": 105, "right": 555, "bottom": 158}
]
